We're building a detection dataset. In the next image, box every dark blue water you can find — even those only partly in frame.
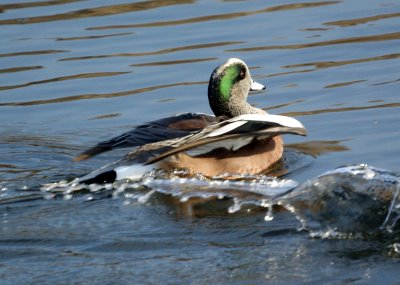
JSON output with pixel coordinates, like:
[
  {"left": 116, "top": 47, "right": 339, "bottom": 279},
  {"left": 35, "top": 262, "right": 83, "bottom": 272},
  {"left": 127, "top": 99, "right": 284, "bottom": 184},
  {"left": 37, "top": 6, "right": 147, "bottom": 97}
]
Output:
[{"left": 1, "top": 0, "right": 400, "bottom": 284}]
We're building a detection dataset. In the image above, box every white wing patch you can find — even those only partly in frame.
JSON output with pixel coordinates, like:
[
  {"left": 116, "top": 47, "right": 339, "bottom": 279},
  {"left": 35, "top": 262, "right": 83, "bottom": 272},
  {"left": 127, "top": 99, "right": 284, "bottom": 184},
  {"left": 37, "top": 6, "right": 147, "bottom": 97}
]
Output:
[
  {"left": 187, "top": 114, "right": 305, "bottom": 155},
  {"left": 144, "top": 113, "right": 307, "bottom": 165},
  {"left": 186, "top": 136, "right": 255, "bottom": 156},
  {"left": 207, "top": 121, "right": 247, "bottom": 137},
  {"left": 229, "top": 114, "right": 305, "bottom": 129}
]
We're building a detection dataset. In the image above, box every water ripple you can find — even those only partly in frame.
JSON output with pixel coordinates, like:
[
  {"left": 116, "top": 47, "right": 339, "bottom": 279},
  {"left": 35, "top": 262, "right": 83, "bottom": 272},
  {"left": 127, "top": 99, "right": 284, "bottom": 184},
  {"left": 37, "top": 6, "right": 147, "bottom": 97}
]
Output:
[
  {"left": 88, "top": 1, "right": 341, "bottom": 30},
  {"left": 283, "top": 53, "right": 400, "bottom": 69},
  {"left": 54, "top": 32, "right": 133, "bottom": 42},
  {"left": 130, "top": 57, "right": 217, "bottom": 67},
  {"left": 286, "top": 140, "right": 349, "bottom": 156},
  {"left": 0, "top": 71, "right": 132, "bottom": 91},
  {"left": 0, "top": 0, "right": 194, "bottom": 25},
  {"left": 281, "top": 102, "right": 400, "bottom": 117},
  {"left": 0, "top": 81, "right": 205, "bottom": 106},
  {"left": 228, "top": 32, "right": 400, "bottom": 52},
  {"left": 266, "top": 53, "right": 400, "bottom": 78},
  {"left": 58, "top": 41, "right": 244, "bottom": 61},
  {"left": 0, "top": 0, "right": 83, "bottom": 11},
  {"left": 324, "top": 12, "right": 400, "bottom": 27},
  {"left": 324, "top": 80, "right": 367, "bottom": 89},
  {"left": 0, "top": 66, "right": 43, "bottom": 74},
  {"left": 0, "top": 49, "right": 67, "bottom": 57}
]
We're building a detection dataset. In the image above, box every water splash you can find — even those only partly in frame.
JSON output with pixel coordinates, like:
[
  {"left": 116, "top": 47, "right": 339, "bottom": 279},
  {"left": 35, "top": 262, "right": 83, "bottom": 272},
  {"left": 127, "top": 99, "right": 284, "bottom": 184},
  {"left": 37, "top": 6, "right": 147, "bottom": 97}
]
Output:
[
  {"left": 381, "top": 182, "right": 400, "bottom": 233},
  {"left": 38, "top": 164, "right": 400, "bottom": 238},
  {"left": 277, "top": 164, "right": 400, "bottom": 237}
]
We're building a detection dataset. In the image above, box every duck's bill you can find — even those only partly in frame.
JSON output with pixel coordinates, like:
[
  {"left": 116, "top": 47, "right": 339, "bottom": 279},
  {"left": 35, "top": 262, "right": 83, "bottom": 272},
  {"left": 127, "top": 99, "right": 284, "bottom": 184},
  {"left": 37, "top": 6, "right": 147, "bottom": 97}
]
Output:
[{"left": 250, "top": 80, "right": 266, "bottom": 91}]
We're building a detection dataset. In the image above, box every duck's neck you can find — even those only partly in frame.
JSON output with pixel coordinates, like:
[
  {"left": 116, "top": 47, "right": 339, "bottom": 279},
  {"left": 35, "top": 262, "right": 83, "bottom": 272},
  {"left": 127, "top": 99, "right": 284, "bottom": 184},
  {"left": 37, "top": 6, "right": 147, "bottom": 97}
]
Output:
[
  {"left": 228, "top": 101, "right": 266, "bottom": 117},
  {"left": 208, "top": 85, "right": 266, "bottom": 117}
]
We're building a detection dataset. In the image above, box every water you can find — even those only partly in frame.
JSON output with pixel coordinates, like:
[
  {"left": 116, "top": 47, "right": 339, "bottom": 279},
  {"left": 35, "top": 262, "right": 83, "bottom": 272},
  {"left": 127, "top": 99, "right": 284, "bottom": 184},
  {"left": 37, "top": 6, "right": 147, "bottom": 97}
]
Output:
[{"left": 1, "top": 0, "right": 400, "bottom": 284}]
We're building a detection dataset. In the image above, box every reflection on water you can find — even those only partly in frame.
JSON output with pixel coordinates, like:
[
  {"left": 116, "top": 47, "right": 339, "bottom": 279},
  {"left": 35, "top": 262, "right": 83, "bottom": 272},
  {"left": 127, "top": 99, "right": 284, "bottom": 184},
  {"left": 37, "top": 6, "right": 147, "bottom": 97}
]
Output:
[
  {"left": 324, "top": 80, "right": 366, "bottom": 89},
  {"left": 1, "top": 0, "right": 400, "bottom": 283},
  {"left": 0, "top": 49, "right": 67, "bottom": 57},
  {"left": 130, "top": 57, "right": 217, "bottom": 67},
  {"left": 281, "top": 102, "right": 400, "bottom": 117},
  {"left": 0, "top": 0, "right": 194, "bottom": 25},
  {"left": 265, "top": 52, "right": 400, "bottom": 79},
  {"left": 0, "top": 71, "right": 131, "bottom": 91},
  {"left": 89, "top": 113, "right": 121, "bottom": 120},
  {"left": 58, "top": 41, "right": 244, "bottom": 61},
  {"left": 286, "top": 140, "right": 349, "bottom": 156},
  {"left": 229, "top": 32, "right": 400, "bottom": 52},
  {"left": 0, "top": 81, "right": 204, "bottom": 106},
  {"left": 0, "top": 65, "right": 43, "bottom": 73},
  {"left": 370, "top": 78, "right": 400, "bottom": 86},
  {"left": 55, "top": 32, "right": 133, "bottom": 41},
  {"left": 0, "top": 0, "right": 84, "bottom": 11},
  {"left": 324, "top": 12, "right": 400, "bottom": 27},
  {"left": 88, "top": 1, "right": 340, "bottom": 30},
  {"left": 283, "top": 52, "right": 400, "bottom": 69}
]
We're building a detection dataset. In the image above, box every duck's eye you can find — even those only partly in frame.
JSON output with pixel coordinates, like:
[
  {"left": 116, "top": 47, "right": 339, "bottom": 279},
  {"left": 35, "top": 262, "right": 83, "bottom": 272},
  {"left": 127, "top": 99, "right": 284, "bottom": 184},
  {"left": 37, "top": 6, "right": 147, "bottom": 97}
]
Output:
[{"left": 239, "top": 68, "right": 246, "bottom": 80}]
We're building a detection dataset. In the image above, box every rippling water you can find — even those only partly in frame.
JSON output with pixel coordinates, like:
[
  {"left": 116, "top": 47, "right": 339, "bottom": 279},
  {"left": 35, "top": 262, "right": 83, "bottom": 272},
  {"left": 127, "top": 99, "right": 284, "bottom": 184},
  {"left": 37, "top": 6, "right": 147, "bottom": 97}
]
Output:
[{"left": 1, "top": 0, "right": 400, "bottom": 284}]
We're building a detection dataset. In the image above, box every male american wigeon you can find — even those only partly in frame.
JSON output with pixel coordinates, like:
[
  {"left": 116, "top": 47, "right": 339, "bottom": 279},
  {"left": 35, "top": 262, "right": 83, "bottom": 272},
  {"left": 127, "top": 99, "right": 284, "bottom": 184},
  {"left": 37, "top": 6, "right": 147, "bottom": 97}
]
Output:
[{"left": 75, "top": 58, "right": 306, "bottom": 184}]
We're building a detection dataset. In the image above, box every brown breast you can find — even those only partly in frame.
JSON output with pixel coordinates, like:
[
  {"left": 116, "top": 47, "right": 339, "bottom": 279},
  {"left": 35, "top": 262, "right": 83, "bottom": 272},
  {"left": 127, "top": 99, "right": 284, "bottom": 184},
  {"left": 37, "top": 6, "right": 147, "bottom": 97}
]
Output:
[{"left": 158, "top": 135, "right": 283, "bottom": 177}]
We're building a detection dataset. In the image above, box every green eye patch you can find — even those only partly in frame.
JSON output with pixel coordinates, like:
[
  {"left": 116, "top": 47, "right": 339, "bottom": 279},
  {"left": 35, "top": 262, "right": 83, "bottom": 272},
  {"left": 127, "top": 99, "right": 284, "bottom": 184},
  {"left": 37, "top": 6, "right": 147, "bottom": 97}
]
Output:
[{"left": 219, "top": 64, "right": 241, "bottom": 102}]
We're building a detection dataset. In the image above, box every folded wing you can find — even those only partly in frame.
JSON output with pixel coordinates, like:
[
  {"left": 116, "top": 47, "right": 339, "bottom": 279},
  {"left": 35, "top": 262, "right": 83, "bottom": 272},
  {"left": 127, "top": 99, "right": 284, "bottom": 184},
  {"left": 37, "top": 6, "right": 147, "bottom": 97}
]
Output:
[{"left": 145, "top": 114, "right": 307, "bottom": 165}]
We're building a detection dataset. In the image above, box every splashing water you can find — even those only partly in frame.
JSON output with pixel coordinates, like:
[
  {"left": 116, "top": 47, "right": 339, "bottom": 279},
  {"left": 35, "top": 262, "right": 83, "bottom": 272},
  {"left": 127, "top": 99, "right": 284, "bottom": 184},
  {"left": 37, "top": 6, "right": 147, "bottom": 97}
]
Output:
[
  {"left": 277, "top": 164, "right": 400, "bottom": 237},
  {"left": 40, "top": 164, "right": 400, "bottom": 238},
  {"left": 381, "top": 182, "right": 400, "bottom": 233}
]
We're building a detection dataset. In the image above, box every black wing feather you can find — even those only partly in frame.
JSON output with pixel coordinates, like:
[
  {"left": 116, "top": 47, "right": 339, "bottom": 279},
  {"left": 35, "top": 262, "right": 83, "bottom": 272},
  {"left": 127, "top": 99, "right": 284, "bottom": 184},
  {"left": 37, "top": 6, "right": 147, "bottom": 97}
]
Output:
[{"left": 74, "top": 113, "right": 216, "bottom": 161}]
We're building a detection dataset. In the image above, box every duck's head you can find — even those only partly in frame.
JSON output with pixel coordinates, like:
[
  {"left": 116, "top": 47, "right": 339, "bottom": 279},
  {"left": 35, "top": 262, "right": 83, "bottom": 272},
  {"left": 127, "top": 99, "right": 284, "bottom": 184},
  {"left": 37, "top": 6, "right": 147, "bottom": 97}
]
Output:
[{"left": 208, "top": 58, "right": 266, "bottom": 117}]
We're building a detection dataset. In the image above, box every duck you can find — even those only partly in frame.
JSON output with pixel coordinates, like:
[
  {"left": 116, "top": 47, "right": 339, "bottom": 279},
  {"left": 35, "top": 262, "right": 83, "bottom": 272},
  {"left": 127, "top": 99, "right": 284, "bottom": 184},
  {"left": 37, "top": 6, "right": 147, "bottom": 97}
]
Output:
[{"left": 75, "top": 58, "right": 307, "bottom": 184}]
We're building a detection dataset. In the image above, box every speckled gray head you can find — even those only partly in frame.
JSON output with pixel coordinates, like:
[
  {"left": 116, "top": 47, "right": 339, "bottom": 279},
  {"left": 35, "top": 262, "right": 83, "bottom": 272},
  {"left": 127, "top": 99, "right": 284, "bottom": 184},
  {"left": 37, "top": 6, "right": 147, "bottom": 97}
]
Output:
[{"left": 208, "top": 58, "right": 266, "bottom": 118}]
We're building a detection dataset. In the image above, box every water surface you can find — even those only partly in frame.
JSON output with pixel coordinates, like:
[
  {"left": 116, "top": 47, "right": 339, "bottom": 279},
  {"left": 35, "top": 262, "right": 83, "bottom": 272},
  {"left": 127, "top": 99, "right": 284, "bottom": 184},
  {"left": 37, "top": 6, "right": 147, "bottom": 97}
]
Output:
[{"left": 1, "top": 0, "right": 400, "bottom": 284}]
